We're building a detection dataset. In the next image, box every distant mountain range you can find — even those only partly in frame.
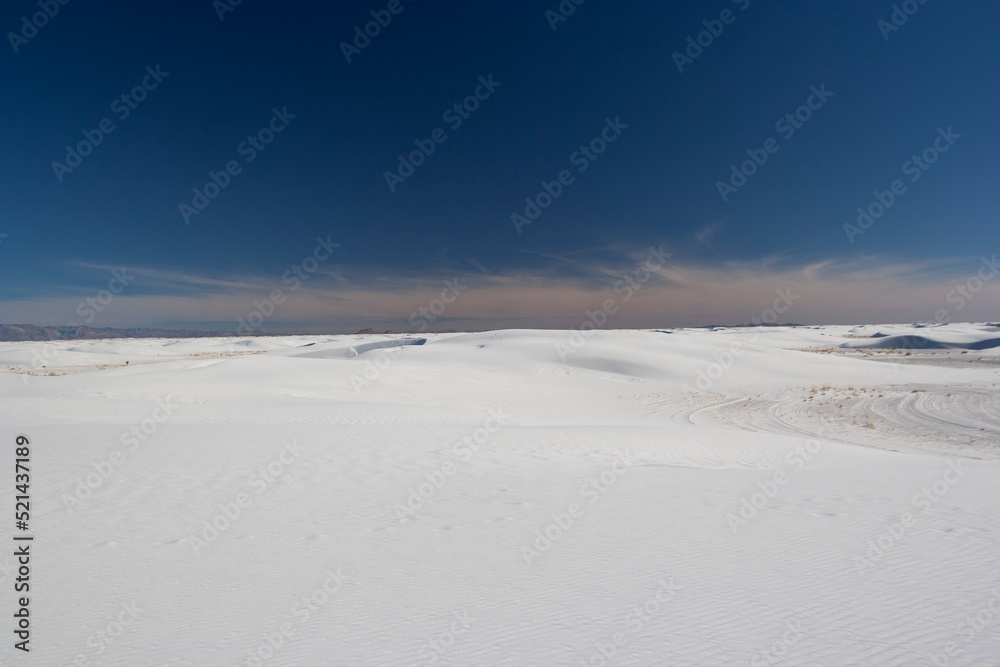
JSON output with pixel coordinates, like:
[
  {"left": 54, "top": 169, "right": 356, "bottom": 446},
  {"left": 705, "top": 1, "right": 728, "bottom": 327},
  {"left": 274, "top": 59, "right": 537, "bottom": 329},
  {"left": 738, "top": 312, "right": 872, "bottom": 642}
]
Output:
[
  {"left": 0, "top": 324, "right": 408, "bottom": 341},
  {"left": 0, "top": 324, "right": 256, "bottom": 342},
  {"left": 0, "top": 323, "right": 804, "bottom": 342}
]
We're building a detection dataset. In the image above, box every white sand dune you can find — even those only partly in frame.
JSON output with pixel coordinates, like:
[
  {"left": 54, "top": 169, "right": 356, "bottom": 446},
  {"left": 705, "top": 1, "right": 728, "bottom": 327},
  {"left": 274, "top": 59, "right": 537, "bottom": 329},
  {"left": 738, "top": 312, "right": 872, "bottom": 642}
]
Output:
[
  {"left": 839, "top": 322, "right": 1000, "bottom": 350},
  {"left": 0, "top": 324, "right": 998, "bottom": 666}
]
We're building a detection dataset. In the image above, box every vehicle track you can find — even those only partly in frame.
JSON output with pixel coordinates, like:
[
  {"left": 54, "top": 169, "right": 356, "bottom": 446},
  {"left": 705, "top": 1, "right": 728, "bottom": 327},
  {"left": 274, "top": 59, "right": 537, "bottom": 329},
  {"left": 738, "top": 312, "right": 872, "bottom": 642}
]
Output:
[{"left": 634, "top": 384, "right": 1000, "bottom": 459}]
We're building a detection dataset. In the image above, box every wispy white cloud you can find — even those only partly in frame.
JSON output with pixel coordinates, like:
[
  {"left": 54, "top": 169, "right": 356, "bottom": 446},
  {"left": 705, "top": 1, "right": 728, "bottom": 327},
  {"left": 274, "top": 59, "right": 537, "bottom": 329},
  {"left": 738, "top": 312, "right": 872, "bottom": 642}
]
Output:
[
  {"left": 695, "top": 222, "right": 722, "bottom": 248},
  {"left": 5, "top": 252, "right": 996, "bottom": 332}
]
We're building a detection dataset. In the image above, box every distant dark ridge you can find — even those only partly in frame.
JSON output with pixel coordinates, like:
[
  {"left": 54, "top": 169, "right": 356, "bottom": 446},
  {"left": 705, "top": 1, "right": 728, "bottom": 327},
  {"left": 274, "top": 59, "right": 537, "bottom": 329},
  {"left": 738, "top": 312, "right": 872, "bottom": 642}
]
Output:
[
  {"left": 841, "top": 334, "right": 1000, "bottom": 351},
  {"left": 697, "top": 323, "right": 804, "bottom": 329},
  {"left": 0, "top": 324, "right": 264, "bottom": 342}
]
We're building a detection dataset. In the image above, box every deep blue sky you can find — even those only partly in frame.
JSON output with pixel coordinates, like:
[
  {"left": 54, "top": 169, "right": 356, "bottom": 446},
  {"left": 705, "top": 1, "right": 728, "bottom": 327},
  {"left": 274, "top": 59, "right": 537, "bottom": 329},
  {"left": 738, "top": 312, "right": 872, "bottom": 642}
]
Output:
[{"left": 2, "top": 0, "right": 998, "bottom": 331}]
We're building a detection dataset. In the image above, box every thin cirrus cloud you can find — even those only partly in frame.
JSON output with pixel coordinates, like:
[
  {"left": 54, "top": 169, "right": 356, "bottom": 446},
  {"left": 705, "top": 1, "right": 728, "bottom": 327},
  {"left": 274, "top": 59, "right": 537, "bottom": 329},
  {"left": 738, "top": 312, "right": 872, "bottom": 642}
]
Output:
[
  {"left": 2, "top": 251, "right": 995, "bottom": 333},
  {"left": 695, "top": 223, "right": 723, "bottom": 249}
]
